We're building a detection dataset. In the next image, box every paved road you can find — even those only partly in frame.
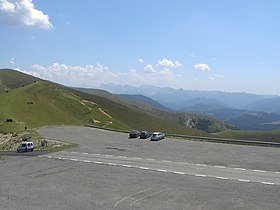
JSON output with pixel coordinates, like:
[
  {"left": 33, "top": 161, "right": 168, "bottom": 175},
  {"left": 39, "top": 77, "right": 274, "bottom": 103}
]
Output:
[
  {"left": 38, "top": 126, "right": 280, "bottom": 171},
  {"left": 0, "top": 126, "right": 280, "bottom": 210},
  {"left": 43, "top": 151, "right": 280, "bottom": 186}
]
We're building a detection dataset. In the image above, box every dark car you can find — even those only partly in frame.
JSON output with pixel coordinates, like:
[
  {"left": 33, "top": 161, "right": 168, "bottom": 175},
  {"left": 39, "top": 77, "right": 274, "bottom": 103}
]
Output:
[
  {"left": 129, "top": 130, "right": 139, "bottom": 138},
  {"left": 139, "top": 131, "right": 150, "bottom": 139}
]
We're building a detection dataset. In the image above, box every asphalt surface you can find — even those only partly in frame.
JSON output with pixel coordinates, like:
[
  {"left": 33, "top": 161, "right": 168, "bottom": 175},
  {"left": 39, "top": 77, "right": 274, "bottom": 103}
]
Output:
[{"left": 0, "top": 126, "right": 280, "bottom": 210}]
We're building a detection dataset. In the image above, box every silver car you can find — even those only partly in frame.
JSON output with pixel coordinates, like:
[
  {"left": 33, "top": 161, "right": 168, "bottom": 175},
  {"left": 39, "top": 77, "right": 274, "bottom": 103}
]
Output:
[{"left": 150, "top": 132, "right": 165, "bottom": 141}]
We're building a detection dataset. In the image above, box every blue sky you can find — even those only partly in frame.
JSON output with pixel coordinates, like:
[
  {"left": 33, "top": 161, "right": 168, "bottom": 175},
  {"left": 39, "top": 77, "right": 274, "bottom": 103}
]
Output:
[{"left": 1, "top": 0, "right": 280, "bottom": 95}]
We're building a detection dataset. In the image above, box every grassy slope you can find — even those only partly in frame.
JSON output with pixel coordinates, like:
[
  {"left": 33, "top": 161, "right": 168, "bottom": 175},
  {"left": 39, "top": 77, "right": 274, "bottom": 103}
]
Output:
[
  {"left": 0, "top": 69, "right": 41, "bottom": 91},
  {"left": 0, "top": 69, "right": 214, "bottom": 136},
  {"left": 0, "top": 81, "right": 125, "bottom": 133},
  {"left": 71, "top": 89, "right": 211, "bottom": 136},
  {"left": 217, "top": 129, "right": 280, "bottom": 142}
]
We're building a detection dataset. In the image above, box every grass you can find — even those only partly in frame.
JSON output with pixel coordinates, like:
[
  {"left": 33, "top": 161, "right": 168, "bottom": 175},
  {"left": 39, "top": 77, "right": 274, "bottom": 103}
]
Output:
[
  {"left": 0, "top": 69, "right": 41, "bottom": 92},
  {"left": 0, "top": 81, "right": 121, "bottom": 130},
  {"left": 217, "top": 129, "right": 280, "bottom": 143}
]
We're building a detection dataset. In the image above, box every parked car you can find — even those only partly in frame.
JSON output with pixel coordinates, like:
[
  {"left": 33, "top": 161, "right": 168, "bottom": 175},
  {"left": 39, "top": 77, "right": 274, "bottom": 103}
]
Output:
[
  {"left": 129, "top": 130, "right": 139, "bottom": 138},
  {"left": 139, "top": 131, "right": 150, "bottom": 139},
  {"left": 150, "top": 132, "right": 165, "bottom": 141},
  {"left": 17, "top": 141, "right": 34, "bottom": 152}
]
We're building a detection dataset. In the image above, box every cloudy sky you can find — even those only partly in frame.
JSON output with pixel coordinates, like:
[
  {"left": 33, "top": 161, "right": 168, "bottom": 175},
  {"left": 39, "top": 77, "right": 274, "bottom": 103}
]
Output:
[{"left": 1, "top": 0, "right": 280, "bottom": 95}]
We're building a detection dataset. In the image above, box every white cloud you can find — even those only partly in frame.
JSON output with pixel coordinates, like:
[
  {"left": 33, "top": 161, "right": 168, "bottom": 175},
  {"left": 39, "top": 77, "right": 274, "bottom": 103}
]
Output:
[
  {"left": 21, "top": 62, "right": 186, "bottom": 89},
  {"left": 0, "top": 0, "right": 52, "bottom": 29},
  {"left": 144, "top": 64, "right": 156, "bottom": 73},
  {"left": 193, "top": 63, "right": 211, "bottom": 72},
  {"left": 158, "top": 58, "right": 182, "bottom": 68},
  {"left": 137, "top": 58, "right": 144, "bottom": 63},
  {"left": 9, "top": 57, "right": 15, "bottom": 65}
]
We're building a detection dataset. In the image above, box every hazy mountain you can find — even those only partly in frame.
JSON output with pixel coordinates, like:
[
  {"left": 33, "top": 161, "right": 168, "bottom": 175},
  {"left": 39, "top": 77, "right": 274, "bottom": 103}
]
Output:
[
  {"left": 246, "top": 98, "right": 280, "bottom": 114},
  {"left": 116, "top": 94, "right": 172, "bottom": 112},
  {"left": 228, "top": 112, "right": 280, "bottom": 131},
  {"left": 99, "top": 84, "right": 278, "bottom": 110}
]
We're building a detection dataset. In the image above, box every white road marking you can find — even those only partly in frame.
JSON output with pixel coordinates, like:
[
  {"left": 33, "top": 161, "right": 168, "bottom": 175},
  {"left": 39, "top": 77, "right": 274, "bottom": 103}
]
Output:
[
  {"left": 214, "top": 166, "right": 226, "bottom": 169},
  {"left": 139, "top": 167, "right": 149, "bottom": 170},
  {"left": 173, "top": 171, "right": 185, "bottom": 175},
  {"left": 70, "top": 152, "right": 77, "bottom": 154},
  {"left": 233, "top": 168, "right": 246, "bottom": 171},
  {"left": 107, "top": 163, "right": 117, "bottom": 166},
  {"left": 195, "top": 174, "right": 206, "bottom": 177},
  {"left": 238, "top": 179, "right": 250, "bottom": 182},
  {"left": 146, "top": 159, "right": 155, "bottom": 161},
  {"left": 275, "top": 172, "right": 280, "bottom": 174},
  {"left": 156, "top": 169, "right": 167, "bottom": 172},
  {"left": 216, "top": 177, "right": 228, "bottom": 180},
  {"left": 47, "top": 156, "right": 52, "bottom": 158},
  {"left": 254, "top": 170, "right": 266, "bottom": 173},
  {"left": 82, "top": 153, "right": 88, "bottom": 155},
  {"left": 93, "top": 161, "right": 103, "bottom": 164},
  {"left": 132, "top": 157, "right": 142, "bottom": 160},
  {"left": 261, "top": 182, "right": 275, "bottom": 185},
  {"left": 196, "top": 164, "right": 206, "bottom": 167},
  {"left": 83, "top": 160, "right": 91, "bottom": 163},
  {"left": 122, "top": 165, "right": 132, "bottom": 168}
]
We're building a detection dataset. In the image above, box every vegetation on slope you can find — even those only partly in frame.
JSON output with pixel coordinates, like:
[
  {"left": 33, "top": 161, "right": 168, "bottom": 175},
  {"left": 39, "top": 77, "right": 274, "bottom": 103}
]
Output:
[
  {"left": 0, "top": 81, "right": 125, "bottom": 133},
  {"left": 217, "top": 129, "right": 280, "bottom": 143},
  {"left": 0, "top": 69, "right": 42, "bottom": 92}
]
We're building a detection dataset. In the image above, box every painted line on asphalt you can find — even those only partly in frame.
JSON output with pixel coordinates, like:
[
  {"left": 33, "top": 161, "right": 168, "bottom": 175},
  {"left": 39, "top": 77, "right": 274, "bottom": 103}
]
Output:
[
  {"left": 196, "top": 164, "right": 206, "bottom": 167},
  {"left": 254, "top": 170, "right": 266, "bottom": 173},
  {"left": 156, "top": 169, "right": 168, "bottom": 172},
  {"left": 214, "top": 166, "right": 226, "bottom": 169},
  {"left": 70, "top": 152, "right": 77, "bottom": 154},
  {"left": 132, "top": 157, "right": 142, "bottom": 160},
  {"left": 195, "top": 174, "right": 206, "bottom": 177},
  {"left": 42, "top": 154, "right": 280, "bottom": 186},
  {"left": 146, "top": 159, "right": 155, "bottom": 161},
  {"left": 261, "top": 182, "right": 275, "bottom": 185},
  {"left": 238, "top": 179, "right": 250, "bottom": 182},
  {"left": 216, "top": 177, "right": 229, "bottom": 180},
  {"left": 139, "top": 167, "right": 149, "bottom": 170},
  {"left": 233, "top": 168, "right": 246, "bottom": 171},
  {"left": 173, "top": 171, "right": 185, "bottom": 175},
  {"left": 107, "top": 163, "right": 117, "bottom": 166},
  {"left": 122, "top": 165, "right": 132, "bottom": 168},
  {"left": 82, "top": 153, "right": 88, "bottom": 155}
]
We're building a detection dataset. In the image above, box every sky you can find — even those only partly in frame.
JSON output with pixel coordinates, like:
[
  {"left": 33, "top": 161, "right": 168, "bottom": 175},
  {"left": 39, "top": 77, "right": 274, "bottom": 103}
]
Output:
[{"left": 1, "top": 0, "right": 280, "bottom": 95}]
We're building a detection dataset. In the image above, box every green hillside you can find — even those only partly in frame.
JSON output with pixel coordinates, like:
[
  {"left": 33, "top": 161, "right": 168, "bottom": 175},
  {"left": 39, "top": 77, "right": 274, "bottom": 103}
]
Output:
[
  {"left": 0, "top": 69, "right": 42, "bottom": 92},
  {"left": 217, "top": 129, "right": 280, "bottom": 143},
  {"left": 0, "top": 69, "right": 210, "bottom": 136},
  {"left": 0, "top": 81, "right": 127, "bottom": 133}
]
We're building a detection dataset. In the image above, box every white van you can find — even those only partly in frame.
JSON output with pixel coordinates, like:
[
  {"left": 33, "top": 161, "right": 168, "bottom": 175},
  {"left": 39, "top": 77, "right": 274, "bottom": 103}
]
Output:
[{"left": 17, "top": 142, "right": 34, "bottom": 152}]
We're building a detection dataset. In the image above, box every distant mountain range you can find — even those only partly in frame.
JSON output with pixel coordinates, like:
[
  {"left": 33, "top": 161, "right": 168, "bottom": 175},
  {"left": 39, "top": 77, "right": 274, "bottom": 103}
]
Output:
[{"left": 99, "top": 83, "right": 280, "bottom": 131}]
